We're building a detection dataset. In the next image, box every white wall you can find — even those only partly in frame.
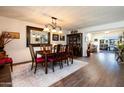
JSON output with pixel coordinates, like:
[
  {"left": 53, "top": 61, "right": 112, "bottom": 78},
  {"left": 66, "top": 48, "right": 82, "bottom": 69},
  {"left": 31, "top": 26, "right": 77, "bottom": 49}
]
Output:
[
  {"left": 79, "top": 21, "right": 124, "bottom": 56},
  {"left": 0, "top": 16, "right": 67, "bottom": 63}
]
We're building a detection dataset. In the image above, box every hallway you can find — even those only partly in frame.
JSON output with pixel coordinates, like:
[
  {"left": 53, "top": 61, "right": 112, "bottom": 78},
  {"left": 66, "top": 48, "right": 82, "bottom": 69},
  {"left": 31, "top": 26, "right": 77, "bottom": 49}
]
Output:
[{"left": 51, "top": 52, "right": 124, "bottom": 87}]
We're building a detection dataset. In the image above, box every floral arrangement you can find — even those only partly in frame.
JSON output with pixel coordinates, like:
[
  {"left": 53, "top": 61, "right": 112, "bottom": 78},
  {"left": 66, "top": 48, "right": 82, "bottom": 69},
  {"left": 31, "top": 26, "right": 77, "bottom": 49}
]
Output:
[{"left": 0, "top": 32, "right": 13, "bottom": 52}]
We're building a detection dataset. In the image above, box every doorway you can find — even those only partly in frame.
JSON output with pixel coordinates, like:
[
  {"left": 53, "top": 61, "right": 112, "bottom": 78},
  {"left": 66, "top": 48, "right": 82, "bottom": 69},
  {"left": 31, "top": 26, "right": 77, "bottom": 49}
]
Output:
[{"left": 88, "top": 29, "right": 124, "bottom": 53}]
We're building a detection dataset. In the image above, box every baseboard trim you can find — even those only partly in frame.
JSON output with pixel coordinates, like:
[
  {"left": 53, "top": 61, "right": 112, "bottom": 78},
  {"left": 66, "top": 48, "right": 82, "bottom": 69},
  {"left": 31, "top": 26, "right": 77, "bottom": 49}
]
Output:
[{"left": 13, "top": 60, "right": 32, "bottom": 66}]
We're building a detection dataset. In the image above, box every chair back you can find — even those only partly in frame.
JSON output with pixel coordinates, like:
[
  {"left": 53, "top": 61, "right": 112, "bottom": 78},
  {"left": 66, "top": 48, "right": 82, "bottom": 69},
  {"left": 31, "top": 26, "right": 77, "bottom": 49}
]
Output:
[
  {"left": 40, "top": 44, "right": 45, "bottom": 52},
  {"left": 60, "top": 45, "right": 67, "bottom": 52},
  {"left": 60, "top": 45, "right": 64, "bottom": 52},
  {"left": 46, "top": 44, "right": 52, "bottom": 51},
  {"left": 40, "top": 44, "right": 52, "bottom": 52},
  {"left": 65, "top": 45, "right": 69, "bottom": 53},
  {"left": 44, "top": 44, "right": 52, "bottom": 53},
  {"left": 53, "top": 44, "right": 62, "bottom": 53},
  {"left": 57, "top": 44, "right": 61, "bottom": 53},
  {"left": 29, "top": 45, "right": 36, "bottom": 62},
  {"left": 53, "top": 45, "right": 57, "bottom": 53},
  {"left": 68, "top": 45, "right": 74, "bottom": 55}
]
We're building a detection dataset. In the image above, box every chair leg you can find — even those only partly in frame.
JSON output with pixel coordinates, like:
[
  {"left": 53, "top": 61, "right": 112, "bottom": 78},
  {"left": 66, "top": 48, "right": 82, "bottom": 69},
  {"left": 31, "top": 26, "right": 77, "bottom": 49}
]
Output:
[
  {"left": 67, "top": 59, "right": 69, "bottom": 66},
  {"left": 59, "top": 61, "right": 62, "bottom": 69},
  {"left": 64, "top": 60, "right": 66, "bottom": 64},
  {"left": 34, "top": 63, "right": 37, "bottom": 74},
  {"left": 52, "top": 62, "right": 54, "bottom": 72},
  {"left": 116, "top": 56, "right": 119, "bottom": 61},
  {"left": 120, "top": 57, "right": 124, "bottom": 62},
  {"left": 31, "top": 62, "right": 34, "bottom": 70},
  {"left": 61, "top": 61, "right": 63, "bottom": 68},
  {"left": 71, "top": 57, "right": 73, "bottom": 64},
  {"left": 10, "top": 63, "right": 13, "bottom": 72},
  {"left": 117, "top": 56, "right": 123, "bottom": 63}
]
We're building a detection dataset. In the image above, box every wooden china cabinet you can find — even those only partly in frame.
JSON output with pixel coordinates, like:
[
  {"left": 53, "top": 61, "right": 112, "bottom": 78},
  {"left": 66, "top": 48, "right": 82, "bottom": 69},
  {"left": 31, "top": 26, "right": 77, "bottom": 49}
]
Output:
[{"left": 67, "top": 33, "right": 83, "bottom": 57}]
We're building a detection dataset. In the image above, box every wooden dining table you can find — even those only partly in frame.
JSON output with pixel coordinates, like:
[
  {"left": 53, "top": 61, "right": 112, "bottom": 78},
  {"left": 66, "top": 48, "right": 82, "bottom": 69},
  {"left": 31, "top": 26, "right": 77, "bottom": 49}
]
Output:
[{"left": 36, "top": 50, "right": 55, "bottom": 74}]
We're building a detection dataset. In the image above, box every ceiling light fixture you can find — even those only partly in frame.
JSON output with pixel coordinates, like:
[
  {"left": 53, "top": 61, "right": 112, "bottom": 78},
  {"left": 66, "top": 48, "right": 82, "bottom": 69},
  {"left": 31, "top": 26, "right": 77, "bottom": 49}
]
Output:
[
  {"left": 105, "top": 31, "right": 110, "bottom": 34},
  {"left": 43, "top": 17, "right": 62, "bottom": 33}
]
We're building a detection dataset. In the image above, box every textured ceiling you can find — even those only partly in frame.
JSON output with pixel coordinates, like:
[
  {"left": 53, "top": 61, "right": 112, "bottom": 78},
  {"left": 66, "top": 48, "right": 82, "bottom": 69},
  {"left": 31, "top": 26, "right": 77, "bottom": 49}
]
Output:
[{"left": 0, "top": 6, "right": 124, "bottom": 30}]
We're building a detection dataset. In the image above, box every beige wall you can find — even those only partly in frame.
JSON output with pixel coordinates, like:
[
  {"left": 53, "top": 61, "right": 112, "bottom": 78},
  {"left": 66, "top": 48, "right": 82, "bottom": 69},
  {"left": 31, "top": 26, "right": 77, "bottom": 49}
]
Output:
[{"left": 0, "top": 16, "right": 67, "bottom": 63}]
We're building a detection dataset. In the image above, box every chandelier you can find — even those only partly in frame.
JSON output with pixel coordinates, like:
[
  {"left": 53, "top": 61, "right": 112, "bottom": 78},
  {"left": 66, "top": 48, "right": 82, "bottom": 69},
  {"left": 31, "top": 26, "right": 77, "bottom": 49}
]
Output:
[{"left": 43, "top": 17, "right": 62, "bottom": 33}]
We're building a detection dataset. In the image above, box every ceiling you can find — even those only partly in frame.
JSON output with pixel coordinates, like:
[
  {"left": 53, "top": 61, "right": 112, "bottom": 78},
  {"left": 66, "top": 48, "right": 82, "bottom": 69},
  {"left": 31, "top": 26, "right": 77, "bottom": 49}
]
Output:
[
  {"left": 91, "top": 29, "right": 123, "bottom": 40},
  {"left": 0, "top": 6, "right": 124, "bottom": 30}
]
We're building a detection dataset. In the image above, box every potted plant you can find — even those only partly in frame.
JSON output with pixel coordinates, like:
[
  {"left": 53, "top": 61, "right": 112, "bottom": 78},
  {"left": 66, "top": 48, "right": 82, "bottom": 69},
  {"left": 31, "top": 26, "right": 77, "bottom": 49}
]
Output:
[
  {"left": 118, "top": 44, "right": 124, "bottom": 50},
  {"left": 87, "top": 43, "right": 91, "bottom": 57},
  {"left": 0, "top": 32, "right": 13, "bottom": 68},
  {"left": 0, "top": 31, "right": 13, "bottom": 52}
]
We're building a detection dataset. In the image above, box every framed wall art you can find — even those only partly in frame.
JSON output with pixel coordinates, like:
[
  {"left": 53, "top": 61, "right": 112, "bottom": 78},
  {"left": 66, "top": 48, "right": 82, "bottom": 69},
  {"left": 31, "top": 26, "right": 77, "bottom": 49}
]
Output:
[
  {"left": 5, "top": 32, "right": 20, "bottom": 39},
  {"left": 60, "top": 35, "right": 65, "bottom": 41},
  {"left": 52, "top": 34, "right": 59, "bottom": 41},
  {"left": 26, "top": 26, "right": 50, "bottom": 47}
]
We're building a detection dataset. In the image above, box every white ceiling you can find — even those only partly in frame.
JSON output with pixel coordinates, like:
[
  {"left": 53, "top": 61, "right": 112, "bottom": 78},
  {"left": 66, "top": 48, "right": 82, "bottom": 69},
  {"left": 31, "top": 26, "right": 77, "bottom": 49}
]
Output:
[
  {"left": 91, "top": 29, "right": 123, "bottom": 40},
  {"left": 91, "top": 28, "right": 124, "bottom": 34},
  {"left": 0, "top": 6, "right": 124, "bottom": 30}
]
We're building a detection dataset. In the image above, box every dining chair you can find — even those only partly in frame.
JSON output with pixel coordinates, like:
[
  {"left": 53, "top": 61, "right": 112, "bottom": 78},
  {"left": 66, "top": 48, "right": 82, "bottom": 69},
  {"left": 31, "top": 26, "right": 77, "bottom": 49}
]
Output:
[
  {"left": 51, "top": 44, "right": 63, "bottom": 69},
  {"left": 60, "top": 45, "right": 69, "bottom": 68},
  {"left": 29, "top": 45, "right": 45, "bottom": 74},
  {"left": 116, "top": 48, "right": 124, "bottom": 63},
  {"left": 42, "top": 44, "right": 56, "bottom": 72}
]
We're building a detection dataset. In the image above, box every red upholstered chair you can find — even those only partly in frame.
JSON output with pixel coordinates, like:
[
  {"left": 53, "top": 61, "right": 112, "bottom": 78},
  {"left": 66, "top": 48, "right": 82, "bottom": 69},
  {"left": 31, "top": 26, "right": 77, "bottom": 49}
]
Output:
[
  {"left": 0, "top": 57, "right": 13, "bottom": 72},
  {"left": 43, "top": 44, "right": 55, "bottom": 72},
  {"left": 47, "top": 45, "right": 62, "bottom": 71},
  {"left": 55, "top": 45, "right": 64, "bottom": 68},
  {"left": 29, "top": 45, "right": 45, "bottom": 74},
  {"left": 60, "top": 45, "right": 69, "bottom": 68}
]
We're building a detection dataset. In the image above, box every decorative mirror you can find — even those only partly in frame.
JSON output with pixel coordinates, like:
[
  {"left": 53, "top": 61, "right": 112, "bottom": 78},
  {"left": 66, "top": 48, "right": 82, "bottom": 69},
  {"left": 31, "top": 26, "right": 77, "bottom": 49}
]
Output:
[{"left": 26, "top": 26, "right": 50, "bottom": 47}]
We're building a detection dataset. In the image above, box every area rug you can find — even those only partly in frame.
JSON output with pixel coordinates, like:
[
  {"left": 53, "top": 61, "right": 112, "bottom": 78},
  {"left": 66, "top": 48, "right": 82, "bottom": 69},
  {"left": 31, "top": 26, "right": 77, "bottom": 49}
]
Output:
[{"left": 11, "top": 59, "right": 88, "bottom": 87}]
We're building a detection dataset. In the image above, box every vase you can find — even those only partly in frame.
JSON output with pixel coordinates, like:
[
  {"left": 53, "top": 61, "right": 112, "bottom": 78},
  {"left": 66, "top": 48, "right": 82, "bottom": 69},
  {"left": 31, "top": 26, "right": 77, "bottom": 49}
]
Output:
[
  {"left": 0, "top": 49, "right": 5, "bottom": 68},
  {"left": 0, "top": 64, "right": 5, "bottom": 68},
  {"left": 0, "top": 47, "right": 4, "bottom": 52}
]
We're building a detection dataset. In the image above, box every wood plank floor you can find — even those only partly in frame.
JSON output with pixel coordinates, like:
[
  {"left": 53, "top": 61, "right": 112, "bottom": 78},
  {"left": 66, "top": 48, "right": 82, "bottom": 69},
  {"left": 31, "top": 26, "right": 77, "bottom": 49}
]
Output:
[{"left": 51, "top": 52, "right": 124, "bottom": 87}]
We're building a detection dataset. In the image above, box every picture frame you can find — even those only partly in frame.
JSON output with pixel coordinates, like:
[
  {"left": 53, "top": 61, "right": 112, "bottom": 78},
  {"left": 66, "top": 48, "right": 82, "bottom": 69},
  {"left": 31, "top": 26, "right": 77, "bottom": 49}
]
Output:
[
  {"left": 52, "top": 34, "right": 59, "bottom": 41},
  {"left": 26, "top": 26, "right": 50, "bottom": 47},
  {"left": 60, "top": 35, "right": 65, "bottom": 41},
  {"left": 5, "top": 32, "right": 20, "bottom": 39},
  {"left": 94, "top": 38, "right": 98, "bottom": 42}
]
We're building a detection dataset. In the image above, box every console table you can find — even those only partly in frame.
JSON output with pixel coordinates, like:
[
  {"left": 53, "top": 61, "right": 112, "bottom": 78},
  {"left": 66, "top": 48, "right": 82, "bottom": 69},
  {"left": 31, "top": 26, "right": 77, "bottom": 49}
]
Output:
[{"left": 0, "top": 64, "right": 12, "bottom": 87}]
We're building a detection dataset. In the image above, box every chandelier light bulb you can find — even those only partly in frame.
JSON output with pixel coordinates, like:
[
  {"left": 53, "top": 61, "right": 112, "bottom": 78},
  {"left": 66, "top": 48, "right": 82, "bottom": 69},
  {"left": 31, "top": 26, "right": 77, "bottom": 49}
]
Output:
[
  {"left": 59, "top": 30, "right": 62, "bottom": 34},
  {"left": 52, "top": 29, "right": 56, "bottom": 32},
  {"left": 105, "top": 31, "right": 109, "bottom": 34},
  {"left": 32, "top": 35, "right": 36, "bottom": 37},
  {"left": 43, "top": 27, "right": 49, "bottom": 32}
]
